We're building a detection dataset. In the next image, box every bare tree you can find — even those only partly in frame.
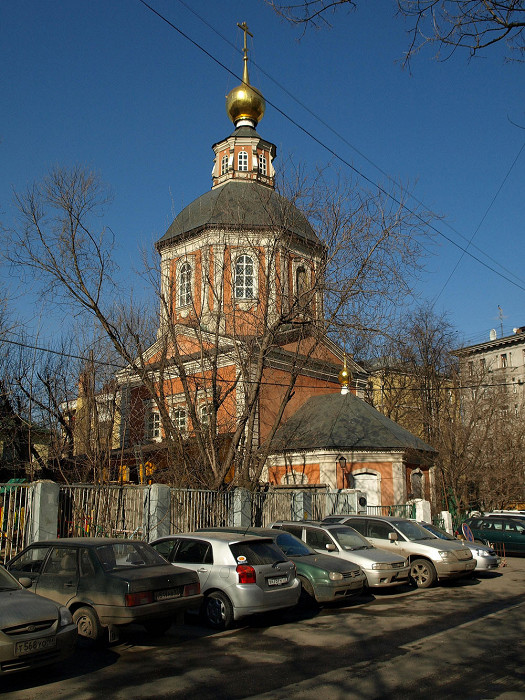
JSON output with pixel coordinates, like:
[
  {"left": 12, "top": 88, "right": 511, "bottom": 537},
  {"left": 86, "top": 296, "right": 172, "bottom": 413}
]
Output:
[
  {"left": 266, "top": 1, "right": 525, "bottom": 61},
  {"left": 364, "top": 307, "right": 525, "bottom": 513},
  {"left": 5, "top": 165, "right": 430, "bottom": 490}
]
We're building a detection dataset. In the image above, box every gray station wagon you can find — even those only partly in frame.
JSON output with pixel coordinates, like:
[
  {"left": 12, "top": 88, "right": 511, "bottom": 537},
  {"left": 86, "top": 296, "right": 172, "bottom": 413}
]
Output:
[
  {"left": 7, "top": 538, "right": 202, "bottom": 641},
  {"left": 150, "top": 532, "right": 300, "bottom": 629}
]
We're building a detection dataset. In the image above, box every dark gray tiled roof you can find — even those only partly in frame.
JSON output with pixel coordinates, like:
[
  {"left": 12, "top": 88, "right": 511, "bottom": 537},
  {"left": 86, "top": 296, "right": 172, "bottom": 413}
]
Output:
[
  {"left": 269, "top": 392, "right": 435, "bottom": 453},
  {"left": 157, "top": 180, "right": 321, "bottom": 247}
]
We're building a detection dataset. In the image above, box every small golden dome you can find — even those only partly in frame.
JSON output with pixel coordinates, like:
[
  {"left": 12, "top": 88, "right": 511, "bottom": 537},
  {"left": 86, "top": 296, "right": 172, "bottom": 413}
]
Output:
[
  {"left": 226, "top": 22, "right": 265, "bottom": 127},
  {"left": 338, "top": 355, "right": 351, "bottom": 388},
  {"left": 226, "top": 81, "right": 265, "bottom": 126}
]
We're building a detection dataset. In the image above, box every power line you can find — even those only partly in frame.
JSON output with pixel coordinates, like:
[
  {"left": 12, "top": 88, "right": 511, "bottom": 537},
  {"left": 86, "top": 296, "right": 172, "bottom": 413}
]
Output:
[
  {"left": 174, "top": 0, "right": 525, "bottom": 291},
  {"left": 137, "top": 0, "right": 525, "bottom": 294},
  {"left": 433, "top": 140, "right": 525, "bottom": 303},
  {"left": 2, "top": 334, "right": 522, "bottom": 395}
]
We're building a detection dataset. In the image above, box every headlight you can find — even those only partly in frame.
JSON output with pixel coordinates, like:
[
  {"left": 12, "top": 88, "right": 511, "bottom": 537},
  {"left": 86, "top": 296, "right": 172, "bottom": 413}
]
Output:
[
  {"left": 478, "top": 549, "right": 491, "bottom": 557},
  {"left": 438, "top": 551, "right": 456, "bottom": 561},
  {"left": 371, "top": 562, "right": 393, "bottom": 570},
  {"left": 59, "top": 606, "right": 73, "bottom": 627},
  {"left": 329, "top": 571, "right": 343, "bottom": 581}
]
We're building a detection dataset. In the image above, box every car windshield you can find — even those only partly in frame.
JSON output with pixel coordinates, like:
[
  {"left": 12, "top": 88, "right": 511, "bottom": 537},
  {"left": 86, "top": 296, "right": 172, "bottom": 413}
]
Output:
[
  {"left": 0, "top": 566, "right": 21, "bottom": 591},
  {"left": 274, "top": 532, "right": 314, "bottom": 557},
  {"left": 329, "top": 526, "right": 373, "bottom": 550},
  {"left": 420, "top": 523, "right": 454, "bottom": 541},
  {"left": 393, "top": 520, "right": 436, "bottom": 541},
  {"left": 94, "top": 542, "right": 168, "bottom": 571}
]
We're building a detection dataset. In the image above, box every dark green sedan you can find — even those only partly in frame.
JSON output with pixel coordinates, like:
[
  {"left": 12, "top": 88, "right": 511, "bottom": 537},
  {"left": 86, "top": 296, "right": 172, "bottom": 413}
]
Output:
[
  {"left": 462, "top": 516, "right": 525, "bottom": 555},
  {"left": 198, "top": 527, "right": 366, "bottom": 604}
]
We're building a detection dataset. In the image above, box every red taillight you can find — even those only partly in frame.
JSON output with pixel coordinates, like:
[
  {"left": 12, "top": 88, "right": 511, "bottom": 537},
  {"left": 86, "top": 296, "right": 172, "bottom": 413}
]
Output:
[
  {"left": 183, "top": 582, "right": 201, "bottom": 597},
  {"left": 125, "top": 591, "right": 154, "bottom": 607},
  {"left": 236, "top": 564, "right": 257, "bottom": 584}
]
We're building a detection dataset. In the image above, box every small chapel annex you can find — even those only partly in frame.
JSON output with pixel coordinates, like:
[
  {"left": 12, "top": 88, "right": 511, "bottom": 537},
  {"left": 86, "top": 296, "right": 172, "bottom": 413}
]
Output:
[{"left": 115, "top": 25, "right": 435, "bottom": 506}]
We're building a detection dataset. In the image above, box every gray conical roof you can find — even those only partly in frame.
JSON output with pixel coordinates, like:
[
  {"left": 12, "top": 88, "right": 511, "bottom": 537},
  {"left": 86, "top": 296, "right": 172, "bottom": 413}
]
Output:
[
  {"left": 157, "top": 180, "right": 321, "bottom": 248},
  {"left": 269, "top": 392, "right": 435, "bottom": 453}
]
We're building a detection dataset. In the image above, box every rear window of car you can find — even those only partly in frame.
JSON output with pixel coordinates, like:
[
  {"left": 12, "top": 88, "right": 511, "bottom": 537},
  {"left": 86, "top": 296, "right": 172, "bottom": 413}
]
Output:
[
  {"left": 230, "top": 541, "right": 287, "bottom": 565},
  {"left": 274, "top": 532, "right": 313, "bottom": 557},
  {"left": 94, "top": 542, "right": 167, "bottom": 571}
]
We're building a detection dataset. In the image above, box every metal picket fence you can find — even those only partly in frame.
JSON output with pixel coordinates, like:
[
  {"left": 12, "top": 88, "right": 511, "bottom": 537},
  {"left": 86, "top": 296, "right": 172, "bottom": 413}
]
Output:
[
  {"left": 170, "top": 488, "right": 233, "bottom": 532},
  {"left": 0, "top": 482, "right": 33, "bottom": 563},
  {"left": 58, "top": 485, "right": 148, "bottom": 540}
]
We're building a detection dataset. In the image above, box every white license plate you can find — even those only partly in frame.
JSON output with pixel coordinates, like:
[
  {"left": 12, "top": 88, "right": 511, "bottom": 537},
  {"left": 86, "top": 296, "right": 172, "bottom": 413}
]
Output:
[
  {"left": 15, "top": 637, "right": 56, "bottom": 656},
  {"left": 267, "top": 576, "right": 288, "bottom": 586},
  {"left": 155, "top": 588, "right": 182, "bottom": 601}
]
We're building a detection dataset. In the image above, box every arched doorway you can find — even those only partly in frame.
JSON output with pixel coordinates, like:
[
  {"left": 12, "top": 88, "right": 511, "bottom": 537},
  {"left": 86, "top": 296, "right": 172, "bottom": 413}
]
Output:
[{"left": 352, "top": 472, "right": 381, "bottom": 507}]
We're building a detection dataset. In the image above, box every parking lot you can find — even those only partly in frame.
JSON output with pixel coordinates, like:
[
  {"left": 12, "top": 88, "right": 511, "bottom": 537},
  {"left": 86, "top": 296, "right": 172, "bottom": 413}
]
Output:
[{"left": 2, "top": 557, "right": 524, "bottom": 699}]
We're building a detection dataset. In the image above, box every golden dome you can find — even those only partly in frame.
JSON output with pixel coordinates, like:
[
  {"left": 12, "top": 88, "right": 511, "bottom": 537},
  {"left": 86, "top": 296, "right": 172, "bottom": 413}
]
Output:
[
  {"left": 338, "top": 355, "right": 352, "bottom": 388},
  {"left": 226, "top": 22, "right": 265, "bottom": 127},
  {"left": 226, "top": 81, "right": 265, "bottom": 126}
]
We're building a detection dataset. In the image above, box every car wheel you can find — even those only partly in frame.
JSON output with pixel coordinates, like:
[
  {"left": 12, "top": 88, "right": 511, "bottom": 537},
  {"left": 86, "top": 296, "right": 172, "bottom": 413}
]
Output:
[
  {"left": 144, "top": 619, "right": 173, "bottom": 635},
  {"left": 72, "top": 606, "right": 104, "bottom": 641},
  {"left": 298, "top": 576, "right": 318, "bottom": 608},
  {"left": 409, "top": 559, "right": 437, "bottom": 589},
  {"left": 203, "top": 591, "right": 234, "bottom": 630}
]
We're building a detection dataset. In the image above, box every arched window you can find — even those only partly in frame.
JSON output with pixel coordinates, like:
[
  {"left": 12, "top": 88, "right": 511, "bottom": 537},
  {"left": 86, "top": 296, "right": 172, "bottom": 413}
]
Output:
[
  {"left": 258, "top": 153, "right": 267, "bottom": 175},
  {"left": 221, "top": 154, "right": 229, "bottom": 175},
  {"left": 178, "top": 262, "right": 192, "bottom": 307},
  {"left": 238, "top": 150, "right": 248, "bottom": 171},
  {"left": 234, "top": 255, "right": 254, "bottom": 299},
  {"left": 295, "top": 266, "right": 309, "bottom": 309}
]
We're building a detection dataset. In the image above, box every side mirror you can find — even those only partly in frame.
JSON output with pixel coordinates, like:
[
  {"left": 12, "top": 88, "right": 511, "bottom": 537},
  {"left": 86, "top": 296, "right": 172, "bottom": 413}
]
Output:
[
  {"left": 388, "top": 532, "right": 398, "bottom": 542},
  {"left": 19, "top": 577, "right": 33, "bottom": 588},
  {"left": 325, "top": 543, "right": 337, "bottom": 552}
]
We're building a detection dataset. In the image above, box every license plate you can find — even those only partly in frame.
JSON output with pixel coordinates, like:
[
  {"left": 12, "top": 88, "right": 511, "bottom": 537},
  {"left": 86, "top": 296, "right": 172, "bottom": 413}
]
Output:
[
  {"left": 15, "top": 637, "right": 56, "bottom": 656},
  {"left": 267, "top": 576, "right": 288, "bottom": 586},
  {"left": 155, "top": 588, "right": 182, "bottom": 601}
]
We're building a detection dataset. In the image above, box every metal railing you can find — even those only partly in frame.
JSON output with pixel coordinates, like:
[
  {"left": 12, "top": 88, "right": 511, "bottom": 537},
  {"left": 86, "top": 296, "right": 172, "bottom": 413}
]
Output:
[
  {"left": 366, "top": 504, "right": 417, "bottom": 519},
  {"left": 170, "top": 488, "right": 233, "bottom": 532},
  {"left": 0, "top": 483, "right": 32, "bottom": 563},
  {"left": 58, "top": 485, "right": 148, "bottom": 540}
]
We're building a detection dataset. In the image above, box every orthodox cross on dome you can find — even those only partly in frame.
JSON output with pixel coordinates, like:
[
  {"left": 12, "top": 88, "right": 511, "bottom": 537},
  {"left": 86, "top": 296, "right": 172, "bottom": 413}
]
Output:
[
  {"left": 237, "top": 21, "right": 253, "bottom": 86},
  {"left": 339, "top": 355, "right": 351, "bottom": 395},
  {"left": 226, "top": 23, "right": 265, "bottom": 128}
]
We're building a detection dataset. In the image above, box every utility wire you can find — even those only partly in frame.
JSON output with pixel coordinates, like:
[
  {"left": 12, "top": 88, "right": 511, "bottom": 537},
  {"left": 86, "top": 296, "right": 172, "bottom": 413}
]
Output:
[
  {"left": 433, "top": 140, "right": 525, "bottom": 303},
  {"left": 2, "top": 335, "right": 521, "bottom": 394},
  {"left": 137, "top": 0, "right": 525, "bottom": 293},
  {"left": 174, "top": 0, "right": 525, "bottom": 289}
]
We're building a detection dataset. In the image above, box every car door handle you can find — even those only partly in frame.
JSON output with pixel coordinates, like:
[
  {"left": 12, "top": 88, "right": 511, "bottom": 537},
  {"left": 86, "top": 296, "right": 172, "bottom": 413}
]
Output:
[{"left": 197, "top": 567, "right": 208, "bottom": 572}]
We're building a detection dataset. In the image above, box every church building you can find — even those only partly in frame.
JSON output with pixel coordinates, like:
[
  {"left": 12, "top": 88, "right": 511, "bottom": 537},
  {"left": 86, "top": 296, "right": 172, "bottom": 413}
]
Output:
[{"left": 115, "top": 25, "right": 435, "bottom": 506}]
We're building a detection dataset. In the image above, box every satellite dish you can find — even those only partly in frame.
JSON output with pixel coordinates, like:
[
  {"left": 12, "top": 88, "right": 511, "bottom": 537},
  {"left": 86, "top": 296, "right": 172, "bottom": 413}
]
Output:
[{"left": 489, "top": 329, "right": 497, "bottom": 341}]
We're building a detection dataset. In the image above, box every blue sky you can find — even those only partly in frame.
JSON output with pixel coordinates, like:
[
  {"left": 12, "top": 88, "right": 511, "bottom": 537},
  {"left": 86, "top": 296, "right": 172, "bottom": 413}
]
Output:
[{"left": 2, "top": 0, "right": 524, "bottom": 349}]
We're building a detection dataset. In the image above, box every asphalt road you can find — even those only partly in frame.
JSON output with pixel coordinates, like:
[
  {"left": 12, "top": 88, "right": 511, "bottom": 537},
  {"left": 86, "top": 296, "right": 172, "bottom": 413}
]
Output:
[{"left": 3, "top": 558, "right": 524, "bottom": 699}]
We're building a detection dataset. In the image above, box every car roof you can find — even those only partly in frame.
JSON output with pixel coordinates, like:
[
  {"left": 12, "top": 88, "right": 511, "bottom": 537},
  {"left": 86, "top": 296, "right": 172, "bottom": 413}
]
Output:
[
  {"left": 28, "top": 538, "right": 143, "bottom": 547},
  {"left": 154, "top": 532, "right": 273, "bottom": 544}
]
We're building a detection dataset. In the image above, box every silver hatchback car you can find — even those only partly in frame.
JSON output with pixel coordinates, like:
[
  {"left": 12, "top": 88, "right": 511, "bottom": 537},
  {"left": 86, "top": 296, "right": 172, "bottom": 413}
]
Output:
[{"left": 150, "top": 533, "right": 300, "bottom": 629}]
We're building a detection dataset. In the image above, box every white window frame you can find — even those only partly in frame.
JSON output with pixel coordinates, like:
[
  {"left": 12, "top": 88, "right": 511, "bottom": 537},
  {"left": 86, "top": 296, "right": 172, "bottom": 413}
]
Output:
[
  {"left": 238, "top": 150, "right": 248, "bottom": 171},
  {"left": 221, "top": 154, "right": 229, "bottom": 175},
  {"left": 144, "top": 402, "right": 161, "bottom": 442},
  {"left": 258, "top": 153, "right": 267, "bottom": 175},
  {"left": 200, "top": 404, "right": 212, "bottom": 428},
  {"left": 171, "top": 406, "right": 187, "bottom": 433},
  {"left": 178, "top": 261, "right": 192, "bottom": 308},
  {"left": 234, "top": 254, "right": 255, "bottom": 300}
]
